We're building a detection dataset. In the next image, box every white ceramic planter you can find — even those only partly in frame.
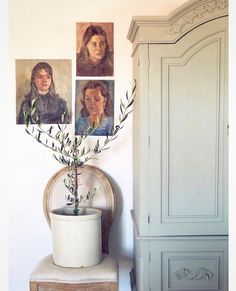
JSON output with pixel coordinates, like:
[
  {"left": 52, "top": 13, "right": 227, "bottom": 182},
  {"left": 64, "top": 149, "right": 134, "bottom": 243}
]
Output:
[{"left": 50, "top": 207, "right": 102, "bottom": 268}]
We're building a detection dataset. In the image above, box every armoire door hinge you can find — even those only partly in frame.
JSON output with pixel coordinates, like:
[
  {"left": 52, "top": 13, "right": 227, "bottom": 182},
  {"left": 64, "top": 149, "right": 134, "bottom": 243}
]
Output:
[
  {"left": 148, "top": 214, "right": 150, "bottom": 223},
  {"left": 227, "top": 124, "right": 229, "bottom": 135}
]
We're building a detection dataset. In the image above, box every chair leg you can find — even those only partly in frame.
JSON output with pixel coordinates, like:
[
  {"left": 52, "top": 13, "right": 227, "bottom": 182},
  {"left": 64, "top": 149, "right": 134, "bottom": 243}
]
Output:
[
  {"left": 111, "top": 282, "right": 119, "bottom": 291},
  {"left": 30, "top": 281, "right": 38, "bottom": 291}
]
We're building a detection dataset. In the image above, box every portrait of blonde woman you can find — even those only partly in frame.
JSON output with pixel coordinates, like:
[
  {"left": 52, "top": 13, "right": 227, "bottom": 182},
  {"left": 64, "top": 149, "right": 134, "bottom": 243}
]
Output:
[
  {"left": 75, "top": 80, "right": 114, "bottom": 136},
  {"left": 76, "top": 23, "right": 114, "bottom": 77},
  {"left": 16, "top": 59, "right": 72, "bottom": 124}
]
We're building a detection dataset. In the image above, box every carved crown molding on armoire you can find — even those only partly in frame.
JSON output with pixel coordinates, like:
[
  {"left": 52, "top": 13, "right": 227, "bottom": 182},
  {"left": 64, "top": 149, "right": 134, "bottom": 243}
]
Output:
[{"left": 128, "top": 0, "right": 228, "bottom": 51}]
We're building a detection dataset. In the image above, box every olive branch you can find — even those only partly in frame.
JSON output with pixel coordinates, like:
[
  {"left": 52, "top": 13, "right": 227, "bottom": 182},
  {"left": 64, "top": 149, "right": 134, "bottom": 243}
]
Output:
[{"left": 23, "top": 81, "right": 136, "bottom": 215}]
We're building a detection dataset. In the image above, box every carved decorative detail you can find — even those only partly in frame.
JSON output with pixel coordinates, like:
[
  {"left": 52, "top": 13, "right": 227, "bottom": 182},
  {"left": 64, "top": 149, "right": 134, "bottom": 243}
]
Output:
[
  {"left": 168, "top": 0, "right": 227, "bottom": 35},
  {"left": 174, "top": 267, "right": 213, "bottom": 280}
]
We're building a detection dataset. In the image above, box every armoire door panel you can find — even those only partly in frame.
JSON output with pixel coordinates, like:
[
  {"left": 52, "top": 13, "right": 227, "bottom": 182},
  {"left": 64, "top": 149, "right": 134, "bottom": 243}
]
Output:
[
  {"left": 149, "top": 238, "right": 228, "bottom": 291},
  {"left": 148, "top": 17, "right": 227, "bottom": 235},
  {"left": 163, "top": 36, "right": 221, "bottom": 219}
]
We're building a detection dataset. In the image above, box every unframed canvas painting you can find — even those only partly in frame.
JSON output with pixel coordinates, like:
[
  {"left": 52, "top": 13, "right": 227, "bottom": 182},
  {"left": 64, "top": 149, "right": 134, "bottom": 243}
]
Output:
[
  {"left": 15, "top": 59, "right": 72, "bottom": 124},
  {"left": 76, "top": 22, "right": 114, "bottom": 77},
  {"left": 75, "top": 79, "right": 114, "bottom": 136}
]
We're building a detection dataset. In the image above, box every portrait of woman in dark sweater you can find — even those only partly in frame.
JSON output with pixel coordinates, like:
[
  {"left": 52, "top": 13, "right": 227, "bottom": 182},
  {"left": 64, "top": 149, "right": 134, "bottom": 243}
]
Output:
[{"left": 17, "top": 62, "right": 71, "bottom": 124}]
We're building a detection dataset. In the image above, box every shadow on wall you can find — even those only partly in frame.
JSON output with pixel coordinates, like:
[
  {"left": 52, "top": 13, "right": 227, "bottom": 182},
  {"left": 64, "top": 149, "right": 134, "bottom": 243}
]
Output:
[
  {"left": 105, "top": 172, "right": 126, "bottom": 258},
  {"left": 105, "top": 172, "right": 134, "bottom": 291}
]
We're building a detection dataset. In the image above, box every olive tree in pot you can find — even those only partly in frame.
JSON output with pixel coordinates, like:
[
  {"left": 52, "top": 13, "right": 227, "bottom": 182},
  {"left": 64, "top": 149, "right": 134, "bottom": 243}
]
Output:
[{"left": 23, "top": 83, "right": 135, "bottom": 268}]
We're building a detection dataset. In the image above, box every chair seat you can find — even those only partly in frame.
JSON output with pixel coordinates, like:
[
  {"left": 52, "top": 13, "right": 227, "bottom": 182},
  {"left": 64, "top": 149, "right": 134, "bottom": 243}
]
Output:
[{"left": 30, "top": 253, "right": 118, "bottom": 284}]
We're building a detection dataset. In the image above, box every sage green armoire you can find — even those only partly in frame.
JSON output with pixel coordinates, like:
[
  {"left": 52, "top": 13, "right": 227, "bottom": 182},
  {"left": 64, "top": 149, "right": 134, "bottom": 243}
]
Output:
[{"left": 128, "top": 0, "right": 228, "bottom": 290}]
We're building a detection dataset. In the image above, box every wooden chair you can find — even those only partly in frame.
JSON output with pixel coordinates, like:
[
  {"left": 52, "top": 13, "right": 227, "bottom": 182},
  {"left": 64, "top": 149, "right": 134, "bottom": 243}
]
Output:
[{"left": 29, "top": 165, "right": 118, "bottom": 291}]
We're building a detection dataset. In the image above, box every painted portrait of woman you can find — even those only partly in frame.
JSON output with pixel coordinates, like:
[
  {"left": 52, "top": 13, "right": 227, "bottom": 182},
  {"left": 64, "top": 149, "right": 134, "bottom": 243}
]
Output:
[
  {"left": 75, "top": 80, "right": 114, "bottom": 136},
  {"left": 16, "top": 59, "right": 72, "bottom": 124},
  {"left": 76, "top": 23, "right": 114, "bottom": 77}
]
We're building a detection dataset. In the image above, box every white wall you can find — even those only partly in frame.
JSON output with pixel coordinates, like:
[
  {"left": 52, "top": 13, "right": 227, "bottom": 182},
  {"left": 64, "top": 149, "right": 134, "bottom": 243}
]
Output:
[
  {"left": 0, "top": 0, "right": 9, "bottom": 290},
  {"left": 2, "top": 0, "right": 201, "bottom": 290}
]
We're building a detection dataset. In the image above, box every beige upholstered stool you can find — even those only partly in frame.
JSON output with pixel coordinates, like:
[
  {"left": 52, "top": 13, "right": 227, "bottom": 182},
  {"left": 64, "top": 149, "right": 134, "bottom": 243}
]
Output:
[
  {"left": 30, "top": 254, "right": 118, "bottom": 291},
  {"left": 29, "top": 165, "right": 118, "bottom": 291}
]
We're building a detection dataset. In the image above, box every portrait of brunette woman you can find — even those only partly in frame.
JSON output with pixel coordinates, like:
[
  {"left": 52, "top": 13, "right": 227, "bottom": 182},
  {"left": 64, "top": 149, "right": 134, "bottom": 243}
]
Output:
[
  {"left": 75, "top": 80, "right": 114, "bottom": 136},
  {"left": 17, "top": 62, "right": 70, "bottom": 124},
  {"left": 76, "top": 24, "right": 113, "bottom": 76}
]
